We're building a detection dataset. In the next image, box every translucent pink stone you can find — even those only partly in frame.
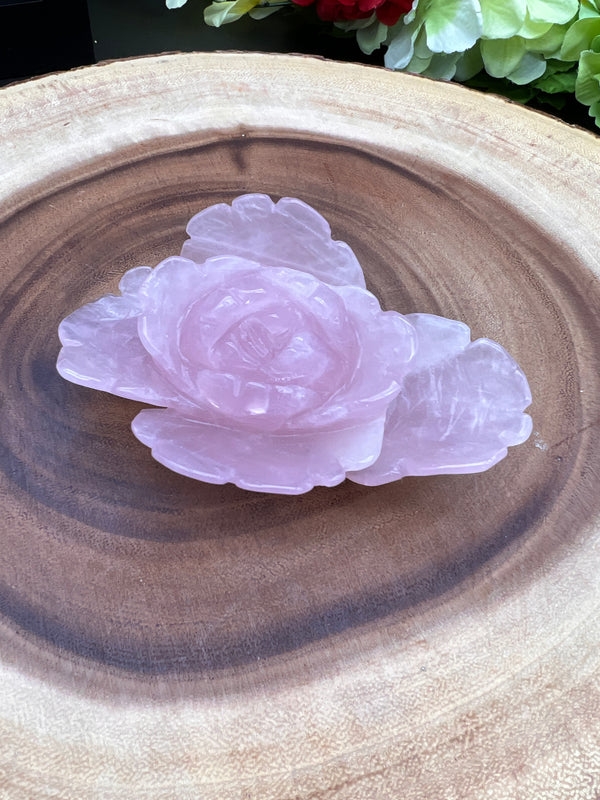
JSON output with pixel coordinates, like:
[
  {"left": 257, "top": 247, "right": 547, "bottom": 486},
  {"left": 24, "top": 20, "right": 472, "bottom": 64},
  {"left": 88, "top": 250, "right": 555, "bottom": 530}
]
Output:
[
  {"left": 182, "top": 194, "right": 366, "bottom": 288},
  {"left": 348, "top": 314, "right": 532, "bottom": 485},
  {"left": 57, "top": 194, "right": 532, "bottom": 494}
]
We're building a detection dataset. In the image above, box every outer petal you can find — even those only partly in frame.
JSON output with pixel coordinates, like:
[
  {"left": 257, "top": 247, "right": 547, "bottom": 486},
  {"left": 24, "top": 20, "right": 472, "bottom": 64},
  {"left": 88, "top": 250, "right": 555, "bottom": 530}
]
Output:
[
  {"left": 480, "top": 0, "right": 526, "bottom": 38},
  {"left": 384, "top": 17, "right": 422, "bottom": 70},
  {"left": 480, "top": 36, "right": 527, "bottom": 77},
  {"left": 57, "top": 267, "right": 181, "bottom": 405},
  {"left": 348, "top": 314, "right": 532, "bottom": 485},
  {"left": 131, "top": 409, "right": 386, "bottom": 494},
  {"left": 403, "top": 313, "right": 470, "bottom": 372},
  {"left": 526, "top": 0, "right": 578, "bottom": 25},
  {"left": 506, "top": 51, "right": 547, "bottom": 84},
  {"left": 181, "top": 194, "right": 366, "bottom": 288},
  {"left": 424, "top": 0, "right": 483, "bottom": 54}
]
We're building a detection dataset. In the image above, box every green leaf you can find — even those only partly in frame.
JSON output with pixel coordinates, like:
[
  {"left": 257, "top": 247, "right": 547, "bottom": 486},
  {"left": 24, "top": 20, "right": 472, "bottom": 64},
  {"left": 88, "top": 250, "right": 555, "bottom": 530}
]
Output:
[
  {"left": 580, "top": 1, "right": 600, "bottom": 20},
  {"left": 454, "top": 44, "right": 485, "bottom": 79},
  {"left": 406, "top": 28, "right": 434, "bottom": 72},
  {"left": 480, "top": 36, "right": 526, "bottom": 76},
  {"left": 424, "top": 0, "right": 483, "bottom": 54},
  {"left": 525, "top": 22, "right": 570, "bottom": 56},
  {"left": 424, "top": 52, "right": 461, "bottom": 78},
  {"left": 248, "top": 5, "right": 283, "bottom": 19},
  {"left": 541, "top": 57, "right": 577, "bottom": 73},
  {"left": 407, "top": 53, "right": 435, "bottom": 71},
  {"left": 560, "top": 17, "right": 600, "bottom": 60},
  {"left": 335, "top": 15, "right": 376, "bottom": 31},
  {"left": 166, "top": 0, "right": 188, "bottom": 7},
  {"left": 414, "top": 24, "right": 433, "bottom": 57},
  {"left": 506, "top": 51, "right": 547, "bottom": 83},
  {"left": 589, "top": 99, "right": 600, "bottom": 120},
  {"left": 536, "top": 92, "right": 568, "bottom": 108},
  {"left": 575, "top": 48, "right": 600, "bottom": 103},
  {"left": 356, "top": 20, "right": 389, "bottom": 54},
  {"left": 480, "top": 0, "right": 526, "bottom": 39},
  {"left": 204, "top": 0, "right": 260, "bottom": 26},
  {"left": 532, "top": 60, "right": 578, "bottom": 92},
  {"left": 385, "top": 18, "right": 421, "bottom": 69},
  {"left": 533, "top": 69, "right": 577, "bottom": 92},
  {"left": 526, "top": 0, "right": 578, "bottom": 25}
]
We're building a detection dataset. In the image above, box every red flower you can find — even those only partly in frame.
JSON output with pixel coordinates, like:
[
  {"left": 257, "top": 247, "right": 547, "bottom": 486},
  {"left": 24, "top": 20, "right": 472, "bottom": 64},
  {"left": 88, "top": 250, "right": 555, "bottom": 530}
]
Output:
[{"left": 292, "top": 0, "right": 412, "bottom": 26}]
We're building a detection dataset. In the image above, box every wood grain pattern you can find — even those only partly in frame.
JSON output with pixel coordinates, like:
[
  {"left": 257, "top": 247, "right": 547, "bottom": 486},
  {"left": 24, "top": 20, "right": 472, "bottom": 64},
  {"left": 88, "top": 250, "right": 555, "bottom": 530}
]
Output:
[{"left": 1, "top": 53, "right": 600, "bottom": 799}]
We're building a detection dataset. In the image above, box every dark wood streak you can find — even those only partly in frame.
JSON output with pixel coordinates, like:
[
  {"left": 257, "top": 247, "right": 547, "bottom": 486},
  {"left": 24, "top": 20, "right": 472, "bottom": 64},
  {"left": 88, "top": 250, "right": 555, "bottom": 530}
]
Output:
[{"left": 0, "top": 481, "right": 564, "bottom": 675}]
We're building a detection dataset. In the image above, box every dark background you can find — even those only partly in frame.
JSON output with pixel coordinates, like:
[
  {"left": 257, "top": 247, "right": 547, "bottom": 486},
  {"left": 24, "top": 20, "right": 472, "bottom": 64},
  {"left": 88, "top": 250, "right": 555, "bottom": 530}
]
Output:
[
  {"left": 0, "top": 0, "right": 94, "bottom": 82},
  {"left": 0, "top": 0, "right": 596, "bottom": 131},
  {"left": 0, "top": 0, "right": 379, "bottom": 84}
]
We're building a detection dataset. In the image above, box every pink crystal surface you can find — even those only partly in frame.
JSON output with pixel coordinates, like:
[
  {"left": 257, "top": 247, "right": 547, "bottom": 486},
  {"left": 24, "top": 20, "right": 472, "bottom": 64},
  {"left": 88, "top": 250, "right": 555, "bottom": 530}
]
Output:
[{"left": 57, "top": 194, "right": 532, "bottom": 494}]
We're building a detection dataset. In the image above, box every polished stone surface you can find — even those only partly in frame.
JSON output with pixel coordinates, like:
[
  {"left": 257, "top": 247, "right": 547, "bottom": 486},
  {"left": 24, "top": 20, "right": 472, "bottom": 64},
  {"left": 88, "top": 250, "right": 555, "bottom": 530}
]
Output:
[{"left": 57, "top": 194, "right": 532, "bottom": 492}]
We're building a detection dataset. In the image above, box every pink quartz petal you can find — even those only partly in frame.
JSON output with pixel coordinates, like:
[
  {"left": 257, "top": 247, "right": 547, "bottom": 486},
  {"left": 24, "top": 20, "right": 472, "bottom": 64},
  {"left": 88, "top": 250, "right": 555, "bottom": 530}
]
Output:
[
  {"left": 292, "top": 286, "right": 416, "bottom": 430},
  {"left": 138, "top": 257, "right": 372, "bottom": 430},
  {"left": 181, "top": 194, "right": 366, "bottom": 288},
  {"left": 403, "top": 313, "right": 471, "bottom": 372},
  {"left": 57, "top": 267, "right": 181, "bottom": 405},
  {"left": 138, "top": 256, "right": 262, "bottom": 395},
  {"left": 131, "top": 409, "right": 386, "bottom": 494},
  {"left": 348, "top": 319, "right": 532, "bottom": 486}
]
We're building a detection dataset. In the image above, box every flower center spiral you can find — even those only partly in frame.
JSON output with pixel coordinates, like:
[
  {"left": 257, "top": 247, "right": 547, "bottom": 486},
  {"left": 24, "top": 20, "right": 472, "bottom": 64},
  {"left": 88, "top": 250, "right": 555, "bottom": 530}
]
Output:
[{"left": 227, "top": 313, "right": 293, "bottom": 367}]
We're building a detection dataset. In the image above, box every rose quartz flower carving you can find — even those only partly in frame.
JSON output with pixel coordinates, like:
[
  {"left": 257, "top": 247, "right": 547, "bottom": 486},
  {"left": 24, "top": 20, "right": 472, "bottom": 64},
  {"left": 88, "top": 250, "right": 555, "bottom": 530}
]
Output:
[{"left": 57, "top": 194, "right": 532, "bottom": 494}]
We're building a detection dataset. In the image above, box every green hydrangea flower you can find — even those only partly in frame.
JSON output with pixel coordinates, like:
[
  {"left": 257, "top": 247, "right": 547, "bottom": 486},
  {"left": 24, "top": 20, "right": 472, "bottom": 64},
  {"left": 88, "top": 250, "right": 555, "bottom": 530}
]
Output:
[
  {"left": 574, "top": 37, "right": 600, "bottom": 123},
  {"left": 385, "top": 0, "right": 482, "bottom": 75},
  {"left": 560, "top": 1, "right": 600, "bottom": 59},
  {"left": 480, "top": 0, "right": 578, "bottom": 39},
  {"left": 385, "top": 0, "right": 578, "bottom": 87},
  {"left": 552, "top": 0, "right": 600, "bottom": 124}
]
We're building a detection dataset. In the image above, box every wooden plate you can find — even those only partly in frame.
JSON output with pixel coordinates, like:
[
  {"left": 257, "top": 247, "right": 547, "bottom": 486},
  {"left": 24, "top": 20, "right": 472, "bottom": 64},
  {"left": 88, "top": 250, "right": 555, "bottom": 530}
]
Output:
[{"left": 1, "top": 53, "right": 600, "bottom": 799}]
